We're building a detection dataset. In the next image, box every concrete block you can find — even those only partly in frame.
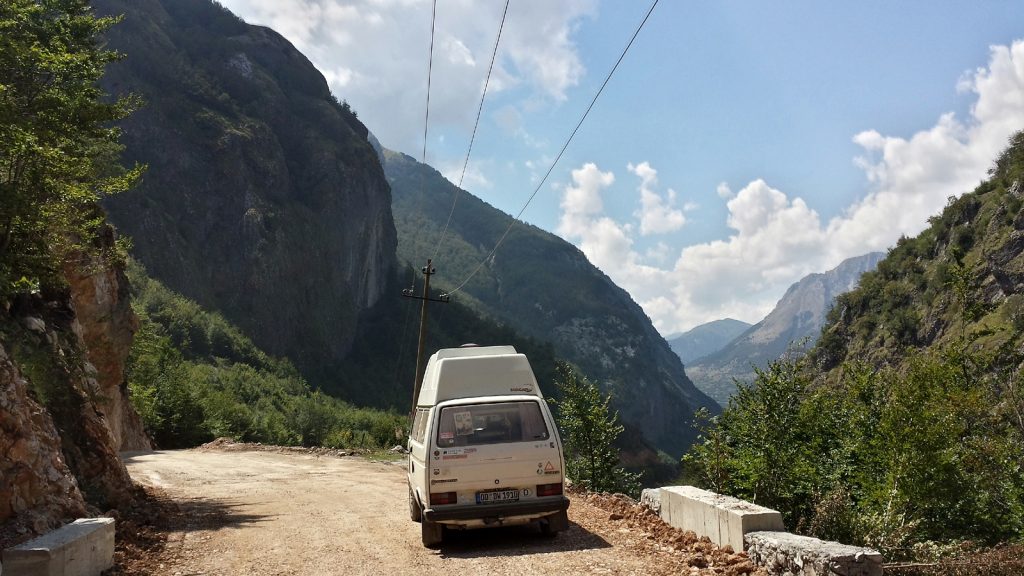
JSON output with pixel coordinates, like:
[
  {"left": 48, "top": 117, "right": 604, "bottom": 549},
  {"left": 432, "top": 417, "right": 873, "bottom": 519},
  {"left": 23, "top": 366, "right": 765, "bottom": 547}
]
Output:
[
  {"left": 639, "top": 488, "right": 661, "bottom": 516},
  {"left": 745, "top": 531, "right": 882, "bottom": 576},
  {"left": 659, "top": 486, "right": 784, "bottom": 551},
  {"left": 2, "top": 518, "right": 115, "bottom": 576}
]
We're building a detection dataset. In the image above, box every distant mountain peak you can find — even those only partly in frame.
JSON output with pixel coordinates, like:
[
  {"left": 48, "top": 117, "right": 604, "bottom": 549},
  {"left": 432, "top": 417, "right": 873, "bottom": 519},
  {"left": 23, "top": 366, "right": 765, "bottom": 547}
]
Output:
[
  {"left": 686, "top": 252, "right": 883, "bottom": 405},
  {"left": 668, "top": 318, "right": 752, "bottom": 364}
]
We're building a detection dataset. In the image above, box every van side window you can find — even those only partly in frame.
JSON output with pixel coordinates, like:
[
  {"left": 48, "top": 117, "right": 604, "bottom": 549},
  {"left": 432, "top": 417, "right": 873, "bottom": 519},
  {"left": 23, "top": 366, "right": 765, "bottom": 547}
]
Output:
[
  {"left": 412, "top": 408, "right": 430, "bottom": 444},
  {"left": 436, "top": 402, "right": 549, "bottom": 447}
]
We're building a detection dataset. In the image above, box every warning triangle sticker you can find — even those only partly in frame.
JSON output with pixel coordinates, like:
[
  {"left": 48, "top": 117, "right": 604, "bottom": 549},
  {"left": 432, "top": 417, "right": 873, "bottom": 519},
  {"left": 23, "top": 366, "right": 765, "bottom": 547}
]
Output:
[{"left": 544, "top": 461, "right": 555, "bottom": 472}]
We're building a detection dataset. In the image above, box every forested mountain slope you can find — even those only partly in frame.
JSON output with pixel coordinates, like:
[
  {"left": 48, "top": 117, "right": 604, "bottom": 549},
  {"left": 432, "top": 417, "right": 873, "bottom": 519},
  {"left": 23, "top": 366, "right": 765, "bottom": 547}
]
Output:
[
  {"left": 816, "top": 133, "right": 1024, "bottom": 375},
  {"left": 91, "top": 0, "right": 712, "bottom": 457},
  {"left": 383, "top": 147, "right": 718, "bottom": 456}
]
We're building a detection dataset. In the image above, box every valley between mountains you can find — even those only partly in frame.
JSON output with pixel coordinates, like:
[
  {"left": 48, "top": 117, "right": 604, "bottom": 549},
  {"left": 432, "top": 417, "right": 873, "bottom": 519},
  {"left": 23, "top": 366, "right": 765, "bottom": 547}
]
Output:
[{"left": 3, "top": 0, "right": 1024, "bottom": 572}]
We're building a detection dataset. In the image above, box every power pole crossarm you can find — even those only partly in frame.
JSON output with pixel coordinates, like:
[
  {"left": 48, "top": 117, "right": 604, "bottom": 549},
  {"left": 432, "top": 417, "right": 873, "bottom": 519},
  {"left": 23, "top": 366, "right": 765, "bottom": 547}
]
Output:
[{"left": 401, "top": 259, "right": 450, "bottom": 413}]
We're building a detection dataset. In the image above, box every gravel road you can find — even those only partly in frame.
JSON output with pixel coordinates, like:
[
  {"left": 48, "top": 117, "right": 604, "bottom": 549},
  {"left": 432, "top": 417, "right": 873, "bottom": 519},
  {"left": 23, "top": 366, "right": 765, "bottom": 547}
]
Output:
[{"left": 121, "top": 446, "right": 762, "bottom": 576}]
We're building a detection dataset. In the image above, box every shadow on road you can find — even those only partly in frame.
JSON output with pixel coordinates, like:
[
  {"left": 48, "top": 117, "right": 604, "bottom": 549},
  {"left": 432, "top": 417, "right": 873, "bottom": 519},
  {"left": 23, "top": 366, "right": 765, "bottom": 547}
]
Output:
[
  {"left": 437, "top": 521, "right": 610, "bottom": 558},
  {"left": 173, "top": 496, "right": 274, "bottom": 531}
]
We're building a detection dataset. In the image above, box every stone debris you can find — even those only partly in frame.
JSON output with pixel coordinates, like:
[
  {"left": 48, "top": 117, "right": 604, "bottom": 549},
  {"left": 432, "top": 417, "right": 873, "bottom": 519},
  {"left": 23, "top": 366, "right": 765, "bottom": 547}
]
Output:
[{"left": 576, "top": 489, "right": 767, "bottom": 575}]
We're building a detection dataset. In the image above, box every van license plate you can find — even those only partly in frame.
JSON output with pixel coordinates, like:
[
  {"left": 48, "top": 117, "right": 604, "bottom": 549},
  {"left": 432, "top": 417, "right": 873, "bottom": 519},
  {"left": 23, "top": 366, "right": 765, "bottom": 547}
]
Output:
[{"left": 476, "top": 489, "right": 520, "bottom": 504}]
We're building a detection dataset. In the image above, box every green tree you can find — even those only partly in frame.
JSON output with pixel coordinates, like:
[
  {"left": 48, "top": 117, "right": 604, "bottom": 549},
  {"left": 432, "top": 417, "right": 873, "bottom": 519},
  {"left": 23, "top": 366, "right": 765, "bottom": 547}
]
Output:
[
  {"left": 683, "top": 355, "right": 820, "bottom": 527},
  {"left": 126, "top": 313, "right": 210, "bottom": 448},
  {"left": 550, "top": 362, "right": 639, "bottom": 495},
  {"left": 0, "top": 0, "right": 141, "bottom": 297}
]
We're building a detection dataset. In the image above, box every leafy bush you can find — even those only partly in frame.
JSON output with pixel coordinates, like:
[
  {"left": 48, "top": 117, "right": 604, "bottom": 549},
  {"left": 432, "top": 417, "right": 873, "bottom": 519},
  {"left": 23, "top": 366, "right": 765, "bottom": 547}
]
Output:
[{"left": 683, "top": 346, "right": 1024, "bottom": 559}]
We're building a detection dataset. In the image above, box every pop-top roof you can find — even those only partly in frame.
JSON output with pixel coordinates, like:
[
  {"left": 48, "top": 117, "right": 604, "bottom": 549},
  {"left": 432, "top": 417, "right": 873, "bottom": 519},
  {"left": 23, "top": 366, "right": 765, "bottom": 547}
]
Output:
[{"left": 416, "top": 345, "right": 542, "bottom": 406}]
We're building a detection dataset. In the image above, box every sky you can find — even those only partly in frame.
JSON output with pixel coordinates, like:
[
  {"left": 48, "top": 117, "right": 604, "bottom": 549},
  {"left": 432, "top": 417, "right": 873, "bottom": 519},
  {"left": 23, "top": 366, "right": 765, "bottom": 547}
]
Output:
[{"left": 216, "top": 0, "right": 1024, "bottom": 336}]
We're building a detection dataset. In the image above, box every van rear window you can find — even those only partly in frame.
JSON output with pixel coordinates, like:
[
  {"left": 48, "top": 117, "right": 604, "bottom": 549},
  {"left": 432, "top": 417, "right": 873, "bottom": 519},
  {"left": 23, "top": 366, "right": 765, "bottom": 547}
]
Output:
[{"left": 436, "top": 402, "right": 549, "bottom": 447}]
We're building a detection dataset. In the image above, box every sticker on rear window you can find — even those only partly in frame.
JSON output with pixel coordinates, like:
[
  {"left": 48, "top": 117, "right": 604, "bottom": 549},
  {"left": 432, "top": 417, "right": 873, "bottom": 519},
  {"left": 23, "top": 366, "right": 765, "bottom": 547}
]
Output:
[
  {"left": 454, "top": 411, "right": 474, "bottom": 436},
  {"left": 439, "top": 432, "right": 453, "bottom": 440}
]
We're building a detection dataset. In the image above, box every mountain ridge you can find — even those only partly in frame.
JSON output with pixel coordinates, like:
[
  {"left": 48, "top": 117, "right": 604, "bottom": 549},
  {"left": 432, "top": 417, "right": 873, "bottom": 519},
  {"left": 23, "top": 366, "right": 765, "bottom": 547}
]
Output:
[
  {"left": 668, "top": 318, "right": 751, "bottom": 365},
  {"left": 687, "top": 252, "right": 883, "bottom": 405}
]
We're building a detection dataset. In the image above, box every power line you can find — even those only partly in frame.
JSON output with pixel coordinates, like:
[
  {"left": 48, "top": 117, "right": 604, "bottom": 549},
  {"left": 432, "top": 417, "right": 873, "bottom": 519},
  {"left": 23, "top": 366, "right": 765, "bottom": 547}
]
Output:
[
  {"left": 444, "top": 0, "right": 661, "bottom": 296},
  {"left": 397, "top": 0, "right": 439, "bottom": 403},
  {"left": 430, "top": 0, "right": 511, "bottom": 263},
  {"left": 421, "top": 0, "right": 437, "bottom": 168}
]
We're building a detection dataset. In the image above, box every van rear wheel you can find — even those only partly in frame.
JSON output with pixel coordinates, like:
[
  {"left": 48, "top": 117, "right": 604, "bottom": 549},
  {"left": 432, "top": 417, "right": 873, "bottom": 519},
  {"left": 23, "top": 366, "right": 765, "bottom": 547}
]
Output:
[
  {"left": 421, "top": 517, "right": 443, "bottom": 547},
  {"left": 408, "top": 486, "right": 421, "bottom": 523},
  {"left": 539, "top": 510, "right": 569, "bottom": 537}
]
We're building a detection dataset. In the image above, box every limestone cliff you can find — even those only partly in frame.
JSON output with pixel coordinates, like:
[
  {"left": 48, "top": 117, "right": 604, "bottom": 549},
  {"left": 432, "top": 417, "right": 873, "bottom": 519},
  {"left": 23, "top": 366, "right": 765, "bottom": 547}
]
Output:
[{"left": 95, "top": 0, "right": 397, "bottom": 384}]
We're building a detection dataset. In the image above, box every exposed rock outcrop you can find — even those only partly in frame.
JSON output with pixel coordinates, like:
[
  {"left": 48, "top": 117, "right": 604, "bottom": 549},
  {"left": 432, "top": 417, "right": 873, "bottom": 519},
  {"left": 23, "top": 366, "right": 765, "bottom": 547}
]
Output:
[
  {"left": 65, "top": 228, "right": 151, "bottom": 451},
  {"left": 0, "top": 291, "right": 140, "bottom": 548},
  {"left": 0, "top": 339, "right": 86, "bottom": 549}
]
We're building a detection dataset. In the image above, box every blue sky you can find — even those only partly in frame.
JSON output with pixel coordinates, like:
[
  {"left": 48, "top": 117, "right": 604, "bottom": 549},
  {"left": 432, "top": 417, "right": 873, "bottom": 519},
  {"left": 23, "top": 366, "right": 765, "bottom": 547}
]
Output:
[{"left": 217, "top": 0, "right": 1024, "bottom": 334}]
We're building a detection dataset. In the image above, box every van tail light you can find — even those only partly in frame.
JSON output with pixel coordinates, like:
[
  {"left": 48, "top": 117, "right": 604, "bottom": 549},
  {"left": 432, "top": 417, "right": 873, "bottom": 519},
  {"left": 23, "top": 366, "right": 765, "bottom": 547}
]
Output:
[
  {"left": 430, "top": 491, "right": 457, "bottom": 505},
  {"left": 536, "top": 483, "right": 563, "bottom": 497}
]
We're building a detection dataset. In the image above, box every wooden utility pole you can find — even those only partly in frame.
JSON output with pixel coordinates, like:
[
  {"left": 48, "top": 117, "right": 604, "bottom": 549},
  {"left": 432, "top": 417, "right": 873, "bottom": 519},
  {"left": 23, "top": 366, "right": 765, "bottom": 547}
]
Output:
[{"left": 402, "top": 259, "right": 449, "bottom": 411}]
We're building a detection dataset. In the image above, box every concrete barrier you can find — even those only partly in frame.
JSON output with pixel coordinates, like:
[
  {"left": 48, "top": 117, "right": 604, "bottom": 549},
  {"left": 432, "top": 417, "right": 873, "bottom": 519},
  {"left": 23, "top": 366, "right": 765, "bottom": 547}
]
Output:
[
  {"left": 2, "top": 518, "right": 114, "bottom": 576},
  {"left": 745, "top": 531, "right": 882, "bottom": 576},
  {"left": 659, "top": 485, "right": 784, "bottom": 552}
]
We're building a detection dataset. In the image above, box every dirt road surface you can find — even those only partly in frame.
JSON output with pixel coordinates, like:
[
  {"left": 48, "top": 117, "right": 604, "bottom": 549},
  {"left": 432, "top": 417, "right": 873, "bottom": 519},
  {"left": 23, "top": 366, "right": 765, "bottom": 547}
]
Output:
[{"left": 121, "top": 446, "right": 762, "bottom": 576}]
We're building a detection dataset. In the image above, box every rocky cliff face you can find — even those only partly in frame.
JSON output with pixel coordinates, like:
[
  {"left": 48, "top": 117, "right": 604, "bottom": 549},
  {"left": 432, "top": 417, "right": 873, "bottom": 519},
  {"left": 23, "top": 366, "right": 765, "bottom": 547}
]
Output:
[
  {"left": 0, "top": 338, "right": 86, "bottom": 549},
  {"left": 0, "top": 285, "right": 142, "bottom": 548},
  {"left": 95, "top": 0, "right": 397, "bottom": 384},
  {"left": 687, "top": 252, "right": 883, "bottom": 405},
  {"left": 65, "top": 228, "right": 150, "bottom": 451},
  {"left": 817, "top": 135, "right": 1024, "bottom": 374}
]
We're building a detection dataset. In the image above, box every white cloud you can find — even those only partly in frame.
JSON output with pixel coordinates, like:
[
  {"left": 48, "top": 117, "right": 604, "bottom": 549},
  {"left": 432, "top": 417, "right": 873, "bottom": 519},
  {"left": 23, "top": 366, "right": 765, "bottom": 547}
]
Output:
[
  {"left": 440, "top": 158, "right": 493, "bottom": 191},
  {"left": 826, "top": 40, "right": 1024, "bottom": 263},
  {"left": 629, "top": 161, "right": 688, "bottom": 235},
  {"left": 558, "top": 163, "right": 613, "bottom": 223},
  {"left": 557, "top": 40, "right": 1024, "bottom": 334},
  {"left": 644, "top": 242, "right": 672, "bottom": 265},
  {"left": 716, "top": 182, "right": 734, "bottom": 199},
  {"left": 219, "top": 0, "right": 595, "bottom": 155}
]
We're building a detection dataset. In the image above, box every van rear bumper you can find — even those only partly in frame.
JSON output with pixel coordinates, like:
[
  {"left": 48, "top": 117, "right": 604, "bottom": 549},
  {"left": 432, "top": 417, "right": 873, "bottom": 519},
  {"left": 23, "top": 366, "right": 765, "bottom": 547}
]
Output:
[{"left": 424, "top": 497, "right": 569, "bottom": 522}]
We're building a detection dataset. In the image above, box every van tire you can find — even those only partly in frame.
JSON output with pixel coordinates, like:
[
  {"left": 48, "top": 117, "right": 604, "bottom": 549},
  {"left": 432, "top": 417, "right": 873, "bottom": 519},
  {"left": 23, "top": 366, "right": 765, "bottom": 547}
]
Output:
[
  {"left": 540, "top": 510, "right": 569, "bottom": 536},
  {"left": 421, "top": 518, "right": 443, "bottom": 547},
  {"left": 409, "top": 487, "right": 422, "bottom": 523}
]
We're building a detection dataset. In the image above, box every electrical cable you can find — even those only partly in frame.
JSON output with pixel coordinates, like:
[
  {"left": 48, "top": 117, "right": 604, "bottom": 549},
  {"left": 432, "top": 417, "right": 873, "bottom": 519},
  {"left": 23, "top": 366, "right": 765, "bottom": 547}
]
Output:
[
  {"left": 398, "top": 0, "right": 438, "bottom": 397},
  {"left": 444, "top": 0, "right": 661, "bottom": 296},
  {"left": 430, "top": 0, "right": 511, "bottom": 263},
  {"left": 421, "top": 0, "right": 437, "bottom": 168}
]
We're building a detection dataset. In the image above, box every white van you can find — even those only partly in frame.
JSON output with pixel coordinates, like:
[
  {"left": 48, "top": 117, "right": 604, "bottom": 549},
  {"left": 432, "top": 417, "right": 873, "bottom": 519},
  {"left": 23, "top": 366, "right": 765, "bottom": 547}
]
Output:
[{"left": 407, "top": 345, "right": 569, "bottom": 547}]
